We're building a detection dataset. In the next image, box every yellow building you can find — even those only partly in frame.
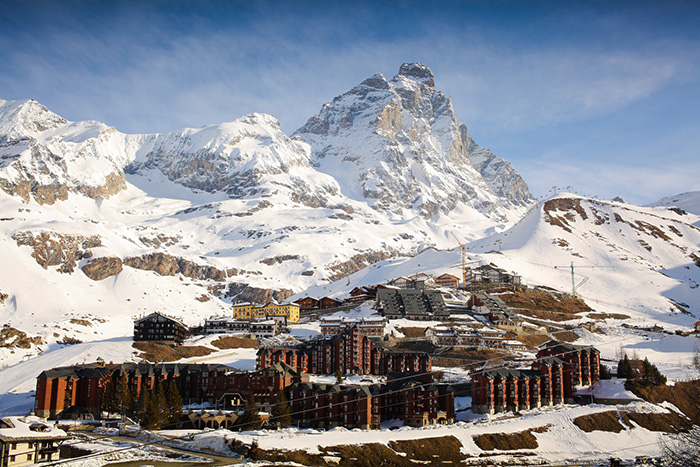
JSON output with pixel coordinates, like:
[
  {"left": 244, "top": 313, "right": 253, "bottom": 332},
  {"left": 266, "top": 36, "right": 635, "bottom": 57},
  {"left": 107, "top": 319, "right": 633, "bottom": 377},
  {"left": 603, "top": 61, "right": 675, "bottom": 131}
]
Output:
[
  {"left": 232, "top": 301, "right": 300, "bottom": 323},
  {"left": 232, "top": 302, "right": 254, "bottom": 320}
]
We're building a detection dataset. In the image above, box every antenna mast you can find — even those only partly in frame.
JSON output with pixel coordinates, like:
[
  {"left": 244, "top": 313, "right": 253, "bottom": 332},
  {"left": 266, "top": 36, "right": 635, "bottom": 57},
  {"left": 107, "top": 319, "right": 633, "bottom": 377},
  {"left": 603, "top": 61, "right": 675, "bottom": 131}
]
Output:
[{"left": 451, "top": 232, "right": 467, "bottom": 290}]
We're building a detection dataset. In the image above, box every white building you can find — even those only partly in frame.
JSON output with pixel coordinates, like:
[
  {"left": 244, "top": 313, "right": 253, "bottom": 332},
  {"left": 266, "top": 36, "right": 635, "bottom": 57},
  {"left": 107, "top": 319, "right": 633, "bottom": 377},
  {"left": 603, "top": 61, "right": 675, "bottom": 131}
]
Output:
[{"left": 0, "top": 416, "right": 68, "bottom": 467}]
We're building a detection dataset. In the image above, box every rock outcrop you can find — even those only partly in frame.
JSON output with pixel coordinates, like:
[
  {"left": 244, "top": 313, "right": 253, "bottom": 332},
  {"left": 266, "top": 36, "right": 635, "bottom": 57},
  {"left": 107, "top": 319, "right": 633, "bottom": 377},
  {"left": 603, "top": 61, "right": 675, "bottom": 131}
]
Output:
[
  {"left": 12, "top": 231, "right": 101, "bottom": 272},
  {"left": 225, "top": 282, "right": 293, "bottom": 303},
  {"left": 81, "top": 257, "right": 123, "bottom": 281},
  {"left": 123, "top": 252, "right": 235, "bottom": 281}
]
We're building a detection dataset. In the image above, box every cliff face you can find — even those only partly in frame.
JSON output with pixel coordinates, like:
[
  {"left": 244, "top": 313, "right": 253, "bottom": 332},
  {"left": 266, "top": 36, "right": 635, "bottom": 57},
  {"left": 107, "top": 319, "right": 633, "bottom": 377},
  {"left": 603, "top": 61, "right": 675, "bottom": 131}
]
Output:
[{"left": 295, "top": 63, "right": 534, "bottom": 220}]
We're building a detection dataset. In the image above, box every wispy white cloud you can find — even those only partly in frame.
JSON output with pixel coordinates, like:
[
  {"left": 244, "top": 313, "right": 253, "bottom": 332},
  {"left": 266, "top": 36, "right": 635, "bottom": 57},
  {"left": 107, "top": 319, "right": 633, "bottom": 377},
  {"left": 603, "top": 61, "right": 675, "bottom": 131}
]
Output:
[{"left": 0, "top": 1, "right": 698, "bottom": 202}]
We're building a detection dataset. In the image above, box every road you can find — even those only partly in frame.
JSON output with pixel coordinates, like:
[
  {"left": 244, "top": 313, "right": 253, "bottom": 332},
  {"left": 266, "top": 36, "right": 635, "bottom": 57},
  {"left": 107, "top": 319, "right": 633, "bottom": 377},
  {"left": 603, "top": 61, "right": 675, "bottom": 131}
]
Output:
[{"left": 75, "top": 432, "right": 243, "bottom": 467}]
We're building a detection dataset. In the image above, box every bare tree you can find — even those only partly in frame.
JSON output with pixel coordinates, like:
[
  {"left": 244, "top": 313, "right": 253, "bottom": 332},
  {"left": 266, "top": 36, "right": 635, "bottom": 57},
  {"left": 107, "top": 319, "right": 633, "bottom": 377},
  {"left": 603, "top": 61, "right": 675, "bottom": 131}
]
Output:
[{"left": 662, "top": 426, "right": 700, "bottom": 466}]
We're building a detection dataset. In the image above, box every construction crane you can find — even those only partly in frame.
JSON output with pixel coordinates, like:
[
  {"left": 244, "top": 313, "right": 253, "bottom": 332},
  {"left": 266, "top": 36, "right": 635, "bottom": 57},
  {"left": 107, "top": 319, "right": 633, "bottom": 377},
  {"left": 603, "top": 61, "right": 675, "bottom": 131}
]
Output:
[
  {"left": 451, "top": 232, "right": 467, "bottom": 290},
  {"left": 554, "top": 262, "right": 613, "bottom": 297}
]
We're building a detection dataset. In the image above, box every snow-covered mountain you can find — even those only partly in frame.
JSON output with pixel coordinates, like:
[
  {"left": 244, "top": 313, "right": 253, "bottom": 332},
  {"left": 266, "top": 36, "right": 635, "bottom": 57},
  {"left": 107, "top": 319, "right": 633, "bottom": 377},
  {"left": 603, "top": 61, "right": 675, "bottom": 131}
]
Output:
[
  {"left": 0, "top": 64, "right": 537, "bottom": 366},
  {"left": 303, "top": 193, "right": 700, "bottom": 330},
  {"left": 295, "top": 63, "right": 532, "bottom": 220},
  {"left": 649, "top": 191, "right": 700, "bottom": 225},
  {"left": 0, "top": 99, "right": 131, "bottom": 204}
]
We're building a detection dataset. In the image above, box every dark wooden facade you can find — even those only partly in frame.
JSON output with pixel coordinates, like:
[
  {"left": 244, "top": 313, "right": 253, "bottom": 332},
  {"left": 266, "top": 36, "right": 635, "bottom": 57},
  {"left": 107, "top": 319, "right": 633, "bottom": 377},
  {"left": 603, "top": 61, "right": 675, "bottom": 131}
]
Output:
[{"left": 133, "top": 312, "right": 189, "bottom": 345}]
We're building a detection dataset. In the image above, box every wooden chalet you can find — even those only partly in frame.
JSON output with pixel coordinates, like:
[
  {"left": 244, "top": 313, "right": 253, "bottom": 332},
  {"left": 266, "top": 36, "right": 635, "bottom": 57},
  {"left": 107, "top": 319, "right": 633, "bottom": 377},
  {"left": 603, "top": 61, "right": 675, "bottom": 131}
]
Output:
[
  {"left": 348, "top": 286, "right": 377, "bottom": 303},
  {"left": 435, "top": 273, "right": 460, "bottom": 289},
  {"left": 133, "top": 312, "right": 189, "bottom": 345},
  {"left": 296, "top": 296, "right": 320, "bottom": 312}
]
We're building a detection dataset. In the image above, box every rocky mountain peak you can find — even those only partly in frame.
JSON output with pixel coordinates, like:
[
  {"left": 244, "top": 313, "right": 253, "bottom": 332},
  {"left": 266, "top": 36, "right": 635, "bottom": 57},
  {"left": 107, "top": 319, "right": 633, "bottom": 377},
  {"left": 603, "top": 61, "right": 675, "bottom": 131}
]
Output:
[
  {"left": 0, "top": 99, "right": 68, "bottom": 138},
  {"left": 294, "top": 63, "right": 534, "bottom": 219},
  {"left": 396, "top": 62, "right": 435, "bottom": 88}
]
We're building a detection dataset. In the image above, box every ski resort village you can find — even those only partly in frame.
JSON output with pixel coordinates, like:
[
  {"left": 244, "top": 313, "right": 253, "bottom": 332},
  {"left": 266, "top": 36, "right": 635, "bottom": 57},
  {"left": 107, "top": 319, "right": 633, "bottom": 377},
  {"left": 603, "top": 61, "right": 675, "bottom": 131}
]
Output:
[{"left": 0, "top": 58, "right": 700, "bottom": 467}]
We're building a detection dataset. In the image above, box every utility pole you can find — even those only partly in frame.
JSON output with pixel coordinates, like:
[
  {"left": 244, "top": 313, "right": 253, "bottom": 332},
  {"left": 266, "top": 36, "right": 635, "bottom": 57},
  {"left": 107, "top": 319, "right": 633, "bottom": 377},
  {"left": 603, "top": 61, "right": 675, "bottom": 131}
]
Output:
[
  {"left": 451, "top": 232, "right": 467, "bottom": 290},
  {"left": 554, "top": 262, "right": 611, "bottom": 297}
]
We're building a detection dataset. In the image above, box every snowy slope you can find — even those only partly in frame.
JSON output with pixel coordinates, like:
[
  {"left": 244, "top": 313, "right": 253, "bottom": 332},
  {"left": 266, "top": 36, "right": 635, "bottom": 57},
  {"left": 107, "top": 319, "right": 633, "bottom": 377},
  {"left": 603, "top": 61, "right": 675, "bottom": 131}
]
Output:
[
  {"left": 649, "top": 191, "right": 700, "bottom": 226},
  {"left": 298, "top": 194, "right": 700, "bottom": 375}
]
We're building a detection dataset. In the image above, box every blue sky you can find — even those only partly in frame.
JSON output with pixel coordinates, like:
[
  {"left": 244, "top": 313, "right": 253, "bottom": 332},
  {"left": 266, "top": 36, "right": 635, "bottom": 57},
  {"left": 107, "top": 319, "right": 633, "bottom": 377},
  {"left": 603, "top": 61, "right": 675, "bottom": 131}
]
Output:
[{"left": 1, "top": 0, "right": 699, "bottom": 204}]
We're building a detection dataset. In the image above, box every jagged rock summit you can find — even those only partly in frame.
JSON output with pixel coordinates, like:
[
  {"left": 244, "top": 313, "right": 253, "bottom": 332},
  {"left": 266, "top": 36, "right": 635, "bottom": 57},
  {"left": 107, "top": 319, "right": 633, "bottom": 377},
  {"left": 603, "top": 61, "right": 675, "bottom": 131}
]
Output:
[
  {"left": 398, "top": 62, "right": 435, "bottom": 87},
  {"left": 295, "top": 62, "right": 533, "bottom": 220}
]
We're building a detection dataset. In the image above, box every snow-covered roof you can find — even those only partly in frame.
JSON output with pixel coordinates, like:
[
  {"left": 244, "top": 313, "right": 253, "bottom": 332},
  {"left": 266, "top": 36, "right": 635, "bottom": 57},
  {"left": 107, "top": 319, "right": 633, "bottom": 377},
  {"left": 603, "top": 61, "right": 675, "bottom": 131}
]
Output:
[{"left": 0, "top": 416, "right": 68, "bottom": 442}]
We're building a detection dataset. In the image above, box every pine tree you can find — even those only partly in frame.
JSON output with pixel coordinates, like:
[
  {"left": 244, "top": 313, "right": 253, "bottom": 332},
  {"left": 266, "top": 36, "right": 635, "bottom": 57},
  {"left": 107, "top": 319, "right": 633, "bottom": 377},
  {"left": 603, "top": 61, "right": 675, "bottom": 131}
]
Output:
[
  {"left": 116, "top": 370, "right": 133, "bottom": 416},
  {"left": 102, "top": 377, "right": 118, "bottom": 415},
  {"left": 237, "top": 397, "right": 262, "bottom": 431},
  {"left": 136, "top": 387, "right": 151, "bottom": 428},
  {"left": 166, "top": 381, "right": 183, "bottom": 426},
  {"left": 617, "top": 355, "right": 633, "bottom": 379},
  {"left": 270, "top": 391, "right": 291, "bottom": 428},
  {"left": 641, "top": 357, "right": 667, "bottom": 386},
  {"left": 151, "top": 383, "right": 168, "bottom": 429},
  {"left": 335, "top": 369, "right": 344, "bottom": 385}
]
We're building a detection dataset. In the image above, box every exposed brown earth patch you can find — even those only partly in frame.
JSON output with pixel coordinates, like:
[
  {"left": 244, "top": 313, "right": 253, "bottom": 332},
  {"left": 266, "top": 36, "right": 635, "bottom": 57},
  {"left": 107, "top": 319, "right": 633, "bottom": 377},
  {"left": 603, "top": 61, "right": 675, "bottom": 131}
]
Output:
[
  {"left": 249, "top": 435, "right": 467, "bottom": 467},
  {"left": 630, "top": 380, "right": 700, "bottom": 424},
  {"left": 139, "top": 234, "right": 181, "bottom": 248},
  {"left": 260, "top": 255, "right": 301, "bottom": 266},
  {"left": 211, "top": 336, "right": 259, "bottom": 349},
  {"left": 623, "top": 411, "right": 691, "bottom": 433},
  {"left": 516, "top": 334, "right": 552, "bottom": 349},
  {"left": 550, "top": 330, "right": 580, "bottom": 343},
  {"left": 69, "top": 318, "right": 93, "bottom": 327},
  {"left": 132, "top": 342, "right": 215, "bottom": 362},
  {"left": 499, "top": 288, "right": 590, "bottom": 322},
  {"left": 473, "top": 427, "right": 545, "bottom": 451},
  {"left": 124, "top": 252, "right": 236, "bottom": 281},
  {"left": 225, "top": 282, "right": 293, "bottom": 303},
  {"left": 574, "top": 411, "right": 626, "bottom": 433},
  {"left": 574, "top": 410, "right": 691, "bottom": 434},
  {"left": 81, "top": 256, "right": 123, "bottom": 281},
  {"left": 543, "top": 198, "right": 588, "bottom": 233},
  {"left": 396, "top": 327, "right": 426, "bottom": 338},
  {"left": 327, "top": 250, "right": 400, "bottom": 282},
  {"left": 588, "top": 312, "right": 631, "bottom": 320}
]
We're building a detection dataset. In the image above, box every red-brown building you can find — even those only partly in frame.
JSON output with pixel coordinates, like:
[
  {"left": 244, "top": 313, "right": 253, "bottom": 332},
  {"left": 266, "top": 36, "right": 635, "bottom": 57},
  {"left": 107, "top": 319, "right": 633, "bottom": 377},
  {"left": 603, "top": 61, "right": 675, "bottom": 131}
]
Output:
[
  {"left": 289, "top": 373, "right": 454, "bottom": 429},
  {"left": 471, "top": 342, "right": 600, "bottom": 414},
  {"left": 536, "top": 341, "right": 600, "bottom": 389},
  {"left": 347, "top": 286, "right": 377, "bottom": 303},
  {"left": 35, "top": 362, "right": 304, "bottom": 419},
  {"left": 257, "top": 326, "right": 431, "bottom": 376}
]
